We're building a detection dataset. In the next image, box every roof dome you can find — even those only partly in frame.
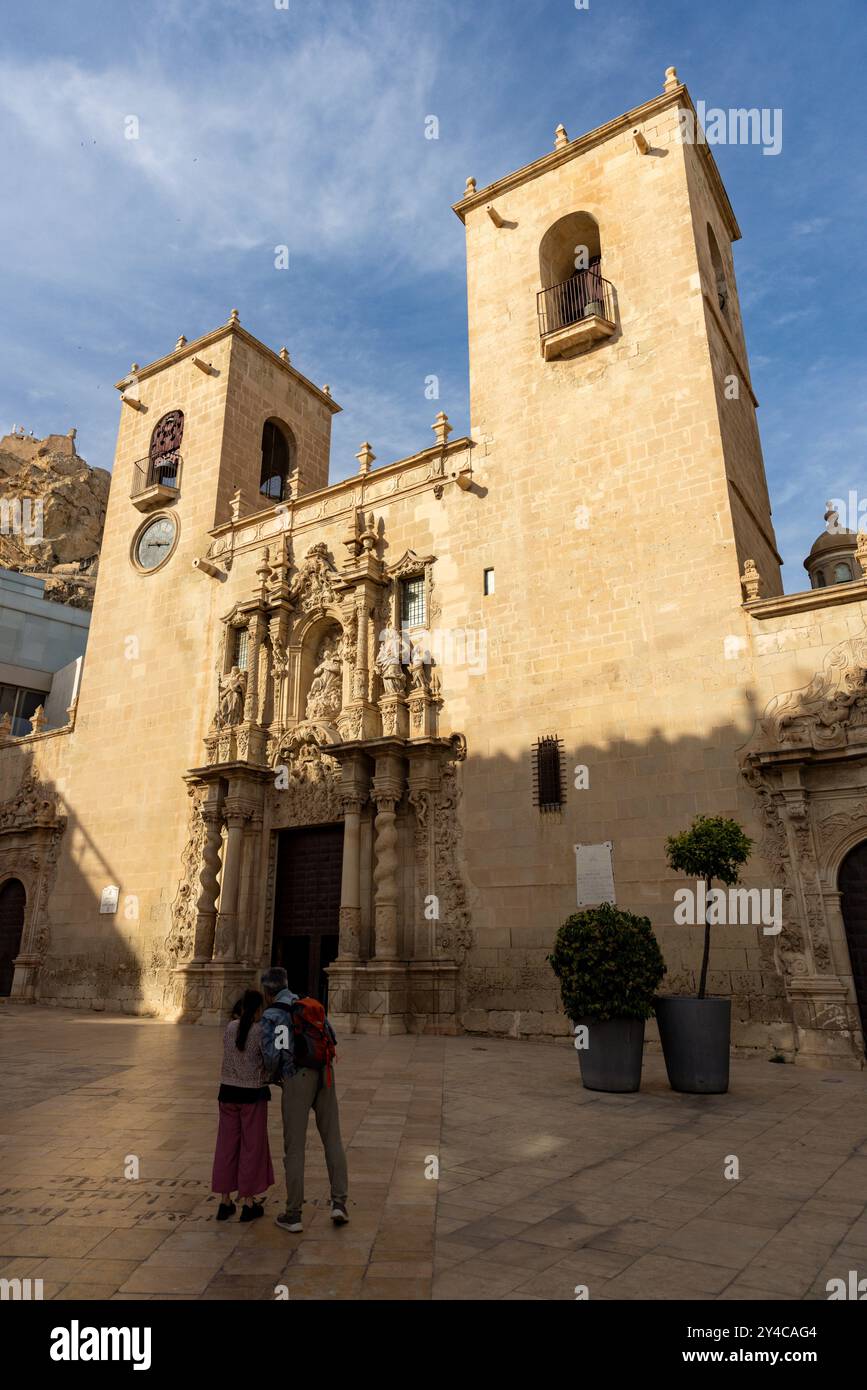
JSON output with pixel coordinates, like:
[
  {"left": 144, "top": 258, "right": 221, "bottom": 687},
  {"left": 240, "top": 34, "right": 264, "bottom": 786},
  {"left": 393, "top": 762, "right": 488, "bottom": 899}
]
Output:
[{"left": 804, "top": 503, "right": 858, "bottom": 570}]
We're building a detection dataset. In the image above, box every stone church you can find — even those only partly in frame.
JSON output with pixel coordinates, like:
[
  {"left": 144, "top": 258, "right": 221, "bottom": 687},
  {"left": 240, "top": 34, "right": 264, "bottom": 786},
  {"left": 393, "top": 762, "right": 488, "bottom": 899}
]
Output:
[{"left": 1, "top": 67, "right": 866, "bottom": 1069}]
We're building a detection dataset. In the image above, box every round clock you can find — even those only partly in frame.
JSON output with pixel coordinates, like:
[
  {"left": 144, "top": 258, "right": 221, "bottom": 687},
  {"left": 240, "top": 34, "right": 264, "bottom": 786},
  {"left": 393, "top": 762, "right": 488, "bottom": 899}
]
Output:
[{"left": 134, "top": 514, "right": 177, "bottom": 572}]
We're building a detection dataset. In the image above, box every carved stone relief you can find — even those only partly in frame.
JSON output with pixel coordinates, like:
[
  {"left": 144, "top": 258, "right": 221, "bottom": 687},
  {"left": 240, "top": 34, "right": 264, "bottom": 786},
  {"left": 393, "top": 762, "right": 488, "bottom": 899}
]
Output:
[{"left": 270, "top": 732, "right": 342, "bottom": 828}]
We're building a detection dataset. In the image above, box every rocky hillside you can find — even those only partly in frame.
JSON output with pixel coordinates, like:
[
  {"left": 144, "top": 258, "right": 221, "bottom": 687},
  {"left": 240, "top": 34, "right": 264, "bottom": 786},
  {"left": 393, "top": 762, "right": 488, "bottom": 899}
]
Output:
[{"left": 0, "top": 430, "right": 110, "bottom": 608}]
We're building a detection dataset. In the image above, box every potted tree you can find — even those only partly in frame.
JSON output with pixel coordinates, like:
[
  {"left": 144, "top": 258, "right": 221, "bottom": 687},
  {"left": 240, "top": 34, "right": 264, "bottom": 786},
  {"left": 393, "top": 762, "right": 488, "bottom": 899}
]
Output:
[
  {"left": 658, "top": 815, "right": 753, "bottom": 1094},
  {"left": 548, "top": 903, "right": 666, "bottom": 1092}
]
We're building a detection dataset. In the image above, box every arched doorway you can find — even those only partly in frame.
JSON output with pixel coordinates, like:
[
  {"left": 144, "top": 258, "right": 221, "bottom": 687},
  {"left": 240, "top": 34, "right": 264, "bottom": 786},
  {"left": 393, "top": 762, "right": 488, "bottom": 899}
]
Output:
[
  {"left": 838, "top": 842, "right": 867, "bottom": 1051},
  {"left": 0, "top": 878, "right": 26, "bottom": 996}
]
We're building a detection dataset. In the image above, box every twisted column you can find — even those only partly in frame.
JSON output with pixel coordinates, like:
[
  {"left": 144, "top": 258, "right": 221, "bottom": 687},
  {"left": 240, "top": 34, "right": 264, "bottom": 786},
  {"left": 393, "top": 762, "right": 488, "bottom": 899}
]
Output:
[
  {"left": 193, "top": 808, "right": 223, "bottom": 961},
  {"left": 373, "top": 791, "right": 400, "bottom": 959}
]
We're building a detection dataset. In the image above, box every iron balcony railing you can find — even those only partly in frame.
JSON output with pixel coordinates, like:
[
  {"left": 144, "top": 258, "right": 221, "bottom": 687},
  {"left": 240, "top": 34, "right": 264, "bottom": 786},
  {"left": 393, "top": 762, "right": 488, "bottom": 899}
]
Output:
[
  {"left": 537, "top": 270, "right": 615, "bottom": 338},
  {"left": 130, "top": 451, "right": 183, "bottom": 497}
]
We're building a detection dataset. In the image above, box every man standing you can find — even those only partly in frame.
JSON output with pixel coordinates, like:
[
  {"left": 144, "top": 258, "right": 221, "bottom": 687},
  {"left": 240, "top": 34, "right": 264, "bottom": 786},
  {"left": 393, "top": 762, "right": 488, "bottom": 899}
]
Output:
[{"left": 260, "top": 966, "right": 350, "bottom": 1233}]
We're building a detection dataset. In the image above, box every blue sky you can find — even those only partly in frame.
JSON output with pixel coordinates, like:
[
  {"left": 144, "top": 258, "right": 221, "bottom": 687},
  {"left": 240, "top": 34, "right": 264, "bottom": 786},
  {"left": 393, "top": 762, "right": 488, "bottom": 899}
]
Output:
[{"left": 1, "top": 0, "right": 865, "bottom": 588}]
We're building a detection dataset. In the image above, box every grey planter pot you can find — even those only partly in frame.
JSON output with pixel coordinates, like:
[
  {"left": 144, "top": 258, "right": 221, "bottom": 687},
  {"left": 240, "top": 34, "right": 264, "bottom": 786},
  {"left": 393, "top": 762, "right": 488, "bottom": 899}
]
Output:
[
  {"left": 573, "top": 1016, "right": 646, "bottom": 1093},
  {"left": 655, "top": 996, "right": 731, "bottom": 1094}
]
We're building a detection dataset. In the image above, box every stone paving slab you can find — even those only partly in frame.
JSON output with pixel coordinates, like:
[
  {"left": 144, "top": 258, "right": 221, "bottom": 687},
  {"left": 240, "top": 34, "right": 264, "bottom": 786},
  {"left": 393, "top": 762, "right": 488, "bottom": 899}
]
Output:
[{"left": 0, "top": 1004, "right": 865, "bottom": 1300}]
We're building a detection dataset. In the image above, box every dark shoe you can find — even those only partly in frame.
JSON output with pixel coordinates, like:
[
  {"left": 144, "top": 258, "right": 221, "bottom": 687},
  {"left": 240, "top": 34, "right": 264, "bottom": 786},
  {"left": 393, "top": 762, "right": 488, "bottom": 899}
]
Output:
[
  {"left": 331, "top": 1200, "right": 349, "bottom": 1225},
  {"left": 216, "top": 1202, "right": 236, "bottom": 1222},
  {"left": 275, "top": 1209, "right": 303, "bottom": 1233},
  {"left": 240, "top": 1201, "right": 264, "bottom": 1223}
]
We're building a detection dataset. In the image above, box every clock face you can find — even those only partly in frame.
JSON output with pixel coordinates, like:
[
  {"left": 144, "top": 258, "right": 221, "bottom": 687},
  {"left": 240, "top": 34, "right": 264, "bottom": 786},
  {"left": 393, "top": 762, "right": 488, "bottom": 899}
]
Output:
[{"left": 135, "top": 515, "right": 177, "bottom": 571}]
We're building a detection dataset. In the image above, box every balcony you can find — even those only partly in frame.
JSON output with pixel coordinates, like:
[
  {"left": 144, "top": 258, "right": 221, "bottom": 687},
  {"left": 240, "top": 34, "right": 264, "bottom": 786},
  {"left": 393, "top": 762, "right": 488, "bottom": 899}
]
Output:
[
  {"left": 537, "top": 271, "right": 616, "bottom": 360},
  {"left": 130, "top": 452, "right": 182, "bottom": 511}
]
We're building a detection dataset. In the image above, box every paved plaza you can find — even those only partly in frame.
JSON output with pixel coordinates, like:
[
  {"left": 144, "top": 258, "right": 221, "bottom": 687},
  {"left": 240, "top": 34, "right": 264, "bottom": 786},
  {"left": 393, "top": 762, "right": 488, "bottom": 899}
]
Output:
[{"left": 0, "top": 1005, "right": 865, "bottom": 1301}]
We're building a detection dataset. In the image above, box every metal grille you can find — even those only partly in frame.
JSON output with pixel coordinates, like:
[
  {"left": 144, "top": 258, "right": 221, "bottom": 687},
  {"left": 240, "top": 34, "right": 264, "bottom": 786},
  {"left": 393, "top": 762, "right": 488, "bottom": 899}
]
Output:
[
  {"left": 149, "top": 410, "right": 184, "bottom": 459},
  {"left": 537, "top": 267, "right": 614, "bottom": 338},
  {"left": 130, "top": 453, "right": 182, "bottom": 496},
  {"left": 400, "top": 575, "right": 425, "bottom": 628},
  {"left": 532, "top": 735, "right": 566, "bottom": 812},
  {"left": 234, "top": 628, "right": 249, "bottom": 671}
]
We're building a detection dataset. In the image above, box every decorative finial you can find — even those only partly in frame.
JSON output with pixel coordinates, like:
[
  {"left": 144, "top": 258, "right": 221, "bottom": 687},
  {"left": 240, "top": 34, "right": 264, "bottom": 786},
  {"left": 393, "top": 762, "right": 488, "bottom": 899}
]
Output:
[
  {"left": 257, "top": 547, "right": 271, "bottom": 592},
  {"left": 663, "top": 66, "right": 679, "bottom": 93},
  {"left": 554, "top": 123, "right": 569, "bottom": 149},
  {"left": 29, "top": 704, "right": 46, "bottom": 736},
  {"left": 356, "top": 442, "right": 375, "bottom": 475},
  {"left": 856, "top": 530, "right": 867, "bottom": 575},
  {"left": 279, "top": 347, "right": 291, "bottom": 363},
  {"left": 322, "top": 384, "right": 332, "bottom": 396},
  {"left": 175, "top": 334, "right": 187, "bottom": 350},
  {"left": 361, "top": 512, "right": 378, "bottom": 553},
  {"left": 740, "top": 558, "right": 762, "bottom": 603},
  {"left": 228, "top": 308, "right": 240, "bottom": 324},
  {"left": 431, "top": 411, "right": 452, "bottom": 448},
  {"left": 130, "top": 363, "right": 139, "bottom": 374},
  {"left": 464, "top": 176, "right": 476, "bottom": 196}
]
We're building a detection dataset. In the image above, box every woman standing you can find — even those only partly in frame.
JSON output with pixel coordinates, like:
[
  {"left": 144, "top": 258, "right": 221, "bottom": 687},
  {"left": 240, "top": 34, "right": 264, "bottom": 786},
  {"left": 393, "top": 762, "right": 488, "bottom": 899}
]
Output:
[{"left": 211, "top": 989, "right": 274, "bottom": 1221}]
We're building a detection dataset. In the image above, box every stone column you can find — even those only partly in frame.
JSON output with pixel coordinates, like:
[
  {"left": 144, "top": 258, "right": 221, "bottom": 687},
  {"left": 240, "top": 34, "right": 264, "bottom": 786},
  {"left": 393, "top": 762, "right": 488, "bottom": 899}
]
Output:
[
  {"left": 353, "top": 593, "right": 369, "bottom": 701},
  {"left": 214, "top": 798, "right": 247, "bottom": 960},
  {"left": 193, "top": 797, "right": 223, "bottom": 962},
  {"left": 372, "top": 751, "right": 404, "bottom": 959},
  {"left": 338, "top": 796, "right": 364, "bottom": 959},
  {"left": 243, "top": 613, "right": 263, "bottom": 724}
]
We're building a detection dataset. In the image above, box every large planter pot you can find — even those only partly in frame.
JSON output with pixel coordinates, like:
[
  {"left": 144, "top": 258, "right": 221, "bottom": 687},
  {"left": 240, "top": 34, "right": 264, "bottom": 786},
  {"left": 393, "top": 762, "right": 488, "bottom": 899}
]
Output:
[
  {"left": 655, "top": 996, "right": 731, "bottom": 1094},
  {"left": 573, "top": 1016, "right": 646, "bottom": 1093}
]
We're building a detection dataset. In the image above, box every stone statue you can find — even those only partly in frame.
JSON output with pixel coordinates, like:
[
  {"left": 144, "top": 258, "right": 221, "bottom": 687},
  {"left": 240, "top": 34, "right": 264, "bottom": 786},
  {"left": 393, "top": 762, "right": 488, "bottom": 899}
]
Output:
[
  {"left": 306, "top": 635, "right": 343, "bottom": 721},
  {"left": 217, "top": 666, "right": 247, "bottom": 727},
  {"left": 409, "top": 641, "right": 430, "bottom": 693},
  {"left": 376, "top": 625, "right": 406, "bottom": 698}
]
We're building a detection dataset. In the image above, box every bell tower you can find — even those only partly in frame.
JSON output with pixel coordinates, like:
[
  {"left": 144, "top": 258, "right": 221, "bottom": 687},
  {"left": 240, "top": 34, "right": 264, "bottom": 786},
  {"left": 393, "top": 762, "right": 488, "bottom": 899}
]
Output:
[
  {"left": 47, "top": 314, "right": 340, "bottom": 1016},
  {"left": 452, "top": 65, "right": 782, "bottom": 599}
]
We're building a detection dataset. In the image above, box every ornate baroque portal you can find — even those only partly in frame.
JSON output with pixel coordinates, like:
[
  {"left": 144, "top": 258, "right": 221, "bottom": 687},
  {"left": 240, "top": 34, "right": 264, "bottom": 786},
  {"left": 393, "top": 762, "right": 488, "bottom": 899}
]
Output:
[
  {"left": 741, "top": 631, "right": 867, "bottom": 1067},
  {"left": 0, "top": 771, "right": 66, "bottom": 1001},
  {"left": 166, "top": 521, "right": 470, "bottom": 1030}
]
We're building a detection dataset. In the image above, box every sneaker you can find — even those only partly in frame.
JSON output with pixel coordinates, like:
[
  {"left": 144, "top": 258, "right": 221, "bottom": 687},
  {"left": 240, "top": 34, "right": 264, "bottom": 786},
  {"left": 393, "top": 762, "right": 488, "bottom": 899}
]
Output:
[
  {"left": 240, "top": 1201, "right": 264, "bottom": 1223},
  {"left": 275, "top": 1210, "right": 303, "bottom": 1233},
  {"left": 331, "top": 1200, "right": 349, "bottom": 1225},
  {"left": 216, "top": 1202, "right": 236, "bottom": 1222}
]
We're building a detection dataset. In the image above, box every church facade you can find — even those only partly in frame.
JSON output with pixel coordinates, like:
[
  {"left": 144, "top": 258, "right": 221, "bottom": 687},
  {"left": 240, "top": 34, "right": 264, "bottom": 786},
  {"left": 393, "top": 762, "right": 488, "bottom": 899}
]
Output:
[{"left": 2, "top": 68, "right": 866, "bottom": 1069}]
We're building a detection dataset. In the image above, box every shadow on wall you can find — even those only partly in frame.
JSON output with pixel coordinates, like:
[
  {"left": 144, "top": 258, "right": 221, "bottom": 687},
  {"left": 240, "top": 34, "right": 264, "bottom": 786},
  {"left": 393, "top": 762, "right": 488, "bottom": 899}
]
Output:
[{"left": 0, "top": 674, "right": 864, "bottom": 1067}]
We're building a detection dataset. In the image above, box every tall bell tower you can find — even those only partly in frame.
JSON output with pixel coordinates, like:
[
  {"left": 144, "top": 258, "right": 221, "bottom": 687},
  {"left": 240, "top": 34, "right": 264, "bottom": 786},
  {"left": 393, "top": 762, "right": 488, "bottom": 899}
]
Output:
[
  {"left": 452, "top": 65, "right": 781, "bottom": 601},
  {"left": 45, "top": 314, "right": 340, "bottom": 1017}
]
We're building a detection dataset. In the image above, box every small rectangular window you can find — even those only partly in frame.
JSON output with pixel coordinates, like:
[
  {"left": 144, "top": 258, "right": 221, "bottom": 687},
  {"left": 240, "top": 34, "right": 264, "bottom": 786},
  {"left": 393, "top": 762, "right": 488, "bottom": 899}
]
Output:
[
  {"left": 484, "top": 568, "right": 495, "bottom": 595},
  {"left": 400, "top": 576, "right": 425, "bottom": 628},
  {"left": 532, "top": 735, "right": 565, "bottom": 812},
  {"left": 234, "top": 628, "right": 249, "bottom": 671}
]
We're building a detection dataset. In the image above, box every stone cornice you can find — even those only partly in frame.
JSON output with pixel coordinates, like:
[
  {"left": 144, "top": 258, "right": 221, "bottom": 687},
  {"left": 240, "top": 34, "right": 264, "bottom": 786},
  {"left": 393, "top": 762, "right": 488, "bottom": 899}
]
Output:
[
  {"left": 206, "top": 436, "right": 473, "bottom": 550},
  {"left": 452, "top": 86, "right": 741, "bottom": 243},
  {"left": 745, "top": 581, "right": 867, "bottom": 621},
  {"left": 114, "top": 320, "right": 342, "bottom": 415}
]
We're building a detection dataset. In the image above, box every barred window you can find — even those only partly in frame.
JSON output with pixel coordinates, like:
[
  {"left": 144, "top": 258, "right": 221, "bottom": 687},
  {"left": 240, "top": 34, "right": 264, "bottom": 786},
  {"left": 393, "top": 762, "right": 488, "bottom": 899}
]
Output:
[
  {"left": 233, "top": 628, "right": 249, "bottom": 671},
  {"left": 532, "top": 735, "right": 565, "bottom": 812},
  {"left": 400, "top": 575, "right": 425, "bottom": 628}
]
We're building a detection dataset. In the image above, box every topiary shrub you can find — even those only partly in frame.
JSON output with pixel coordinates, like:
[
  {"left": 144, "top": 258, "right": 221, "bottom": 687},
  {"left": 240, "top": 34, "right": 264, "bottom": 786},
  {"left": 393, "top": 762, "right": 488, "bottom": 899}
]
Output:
[
  {"left": 548, "top": 902, "right": 667, "bottom": 1023},
  {"left": 665, "top": 814, "right": 752, "bottom": 999}
]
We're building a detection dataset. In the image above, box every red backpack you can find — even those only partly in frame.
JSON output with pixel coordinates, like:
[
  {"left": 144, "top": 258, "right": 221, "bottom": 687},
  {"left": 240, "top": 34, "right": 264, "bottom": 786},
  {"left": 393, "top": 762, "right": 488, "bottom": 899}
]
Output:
[{"left": 290, "top": 998, "right": 337, "bottom": 1086}]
